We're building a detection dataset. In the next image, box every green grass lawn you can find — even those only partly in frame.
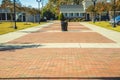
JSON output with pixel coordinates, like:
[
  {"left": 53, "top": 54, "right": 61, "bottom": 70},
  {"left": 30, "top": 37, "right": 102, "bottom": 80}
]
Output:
[
  {"left": 0, "top": 22, "right": 45, "bottom": 35},
  {"left": 89, "top": 21, "right": 120, "bottom": 32}
]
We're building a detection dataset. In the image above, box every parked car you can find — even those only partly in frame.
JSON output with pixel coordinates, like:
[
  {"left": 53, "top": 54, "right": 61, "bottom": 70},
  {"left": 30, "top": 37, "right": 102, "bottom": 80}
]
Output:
[{"left": 109, "top": 15, "right": 120, "bottom": 25}]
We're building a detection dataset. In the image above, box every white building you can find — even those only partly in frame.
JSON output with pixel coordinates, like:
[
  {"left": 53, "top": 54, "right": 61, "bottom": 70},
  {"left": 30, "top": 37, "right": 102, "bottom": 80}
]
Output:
[
  {"left": 0, "top": 8, "right": 40, "bottom": 22},
  {"left": 0, "top": 8, "right": 25, "bottom": 21},
  {"left": 60, "top": 0, "right": 111, "bottom": 20},
  {"left": 60, "top": 4, "right": 85, "bottom": 18}
]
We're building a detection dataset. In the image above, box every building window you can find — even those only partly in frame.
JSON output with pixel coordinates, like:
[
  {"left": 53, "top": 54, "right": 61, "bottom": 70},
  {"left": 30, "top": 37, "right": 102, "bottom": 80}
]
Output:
[
  {"left": 75, "top": 13, "right": 79, "bottom": 17},
  {"left": 77, "top": 13, "right": 79, "bottom": 16},
  {"left": 80, "top": 13, "right": 85, "bottom": 17},
  {"left": 63, "top": 13, "right": 67, "bottom": 17},
  {"left": 70, "top": 13, "right": 73, "bottom": 17},
  {"left": 65, "top": 13, "right": 67, "bottom": 17},
  {"left": 1, "top": 13, "right": 5, "bottom": 20},
  {"left": 7, "top": 13, "right": 11, "bottom": 20}
]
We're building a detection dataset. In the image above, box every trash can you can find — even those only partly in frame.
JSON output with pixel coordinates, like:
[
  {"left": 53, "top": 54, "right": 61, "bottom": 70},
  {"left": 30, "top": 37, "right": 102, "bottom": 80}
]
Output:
[{"left": 61, "top": 21, "right": 68, "bottom": 31}]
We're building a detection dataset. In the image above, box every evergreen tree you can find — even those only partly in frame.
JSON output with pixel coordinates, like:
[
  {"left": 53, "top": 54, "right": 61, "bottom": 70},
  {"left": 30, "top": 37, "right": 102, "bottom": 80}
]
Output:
[{"left": 59, "top": 13, "right": 65, "bottom": 21}]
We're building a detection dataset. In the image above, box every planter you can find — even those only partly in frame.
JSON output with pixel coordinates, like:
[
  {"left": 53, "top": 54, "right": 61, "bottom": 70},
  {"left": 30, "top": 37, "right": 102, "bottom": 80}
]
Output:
[{"left": 61, "top": 21, "right": 68, "bottom": 31}]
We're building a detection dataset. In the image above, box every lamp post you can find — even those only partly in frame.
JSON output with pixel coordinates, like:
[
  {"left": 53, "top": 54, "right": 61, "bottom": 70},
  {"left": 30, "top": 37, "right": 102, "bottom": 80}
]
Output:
[
  {"left": 13, "top": 0, "right": 17, "bottom": 29},
  {"left": 113, "top": 0, "right": 116, "bottom": 27},
  {"left": 92, "top": 0, "right": 97, "bottom": 23},
  {"left": 0, "top": 13, "right": 1, "bottom": 23},
  {"left": 36, "top": 0, "right": 41, "bottom": 24}
]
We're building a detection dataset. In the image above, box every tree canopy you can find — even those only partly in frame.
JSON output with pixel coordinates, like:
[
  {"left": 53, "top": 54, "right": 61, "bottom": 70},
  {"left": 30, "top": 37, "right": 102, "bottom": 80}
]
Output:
[{"left": 86, "top": 1, "right": 120, "bottom": 13}]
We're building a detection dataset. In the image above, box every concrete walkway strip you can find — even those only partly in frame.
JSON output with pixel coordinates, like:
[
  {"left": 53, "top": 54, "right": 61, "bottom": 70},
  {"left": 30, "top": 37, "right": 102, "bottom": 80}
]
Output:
[
  {"left": 0, "top": 23, "right": 53, "bottom": 43},
  {"left": 1, "top": 43, "right": 120, "bottom": 49},
  {"left": 39, "top": 43, "right": 81, "bottom": 48},
  {"left": 43, "top": 30, "right": 94, "bottom": 33},
  {"left": 80, "top": 22, "right": 120, "bottom": 43},
  {"left": 39, "top": 43, "right": 120, "bottom": 48},
  {"left": 80, "top": 43, "right": 120, "bottom": 48}
]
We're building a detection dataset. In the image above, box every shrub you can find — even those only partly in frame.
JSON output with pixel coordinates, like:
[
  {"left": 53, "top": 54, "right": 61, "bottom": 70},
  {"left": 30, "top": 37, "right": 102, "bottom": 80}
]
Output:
[{"left": 59, "top": 13, "right": 65, "bottom": 21}]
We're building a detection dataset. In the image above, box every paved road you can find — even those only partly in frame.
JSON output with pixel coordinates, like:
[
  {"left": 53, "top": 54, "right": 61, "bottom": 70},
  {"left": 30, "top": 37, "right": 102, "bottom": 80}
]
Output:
[{"left": 0, "top": 21, "right": 120, "bottom": 79}]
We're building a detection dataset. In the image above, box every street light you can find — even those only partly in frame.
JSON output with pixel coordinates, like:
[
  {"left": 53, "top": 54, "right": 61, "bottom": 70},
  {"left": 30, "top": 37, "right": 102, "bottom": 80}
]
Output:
[
  {"left": 36, "top": 0, "right": 41, "bottom": 24},
  {"left": 13, "top": 0, "right": 17, "bottom": 29},
  {"left": 113, "top": 0, "right": 116, "bottom": 27},
  {"left": 92, "top": 0, "right": 97, "bottom": 23},
  {"left": 0, "top": 5, "right": 2, "bottom": 24}
]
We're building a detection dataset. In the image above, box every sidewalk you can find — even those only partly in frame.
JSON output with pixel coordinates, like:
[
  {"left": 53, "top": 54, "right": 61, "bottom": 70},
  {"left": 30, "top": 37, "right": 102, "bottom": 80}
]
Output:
[
  {"left": 1, "top": 21, "right": 120, "bottom": 48},
  {"left": 0, "top": 21, "right": 120, "bottom": 79},
  {"left": 80, "top": 22, "right": 120, "bottom": 43},
  {"left": 0, "top": 22, "right": 53, "bottom": 43}
]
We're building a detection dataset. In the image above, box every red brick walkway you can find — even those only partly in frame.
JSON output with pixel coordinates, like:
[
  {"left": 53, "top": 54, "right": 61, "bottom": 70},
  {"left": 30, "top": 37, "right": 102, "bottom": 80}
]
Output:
[
  {"left": 0, "top": 21, "right": 120, "bottom": 79},
  {"left": 8, "top": 22, "right": 114, "bottom": 44},
  {"left": 0, "top": 48, "right": 120, "bottom": 79}
]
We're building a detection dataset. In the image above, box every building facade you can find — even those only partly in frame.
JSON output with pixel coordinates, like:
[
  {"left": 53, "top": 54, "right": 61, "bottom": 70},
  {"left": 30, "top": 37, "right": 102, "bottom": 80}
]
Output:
[
  {"left": 0, "top": 8, "right": 40, "bottom": 22},
  {"left": 60, "top": 0, "right": 111, "bottom": 20},
  {"left": 60, "top": 5, "right": 85, "bottom": 18}
]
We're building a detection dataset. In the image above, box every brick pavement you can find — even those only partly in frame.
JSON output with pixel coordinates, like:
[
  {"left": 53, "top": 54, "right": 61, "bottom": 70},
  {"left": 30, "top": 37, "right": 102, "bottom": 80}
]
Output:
[
  {"left": 8, "top": 22, "right": 114, "bottom": 44},
  {"left": 0, "top": 48, "right": 120, "bottom": 79},
  {"left": 0, "top": 21, "right": 120, "bottom": 79}
]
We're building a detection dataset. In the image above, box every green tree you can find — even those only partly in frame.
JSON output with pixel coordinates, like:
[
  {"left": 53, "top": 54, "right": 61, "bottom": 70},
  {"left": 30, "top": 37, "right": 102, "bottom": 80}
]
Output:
[{"left": 59, "top": 13, "right": 65, "bottom": 21}]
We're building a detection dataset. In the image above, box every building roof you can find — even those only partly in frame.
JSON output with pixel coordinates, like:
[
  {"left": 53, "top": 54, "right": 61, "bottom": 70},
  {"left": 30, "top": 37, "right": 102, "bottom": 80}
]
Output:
[
  {"left": 60, "top": 5, "right": 85, "bottom": 13},
  {"left": 0, "top": 9, "right": 10, "bottom": 13}
]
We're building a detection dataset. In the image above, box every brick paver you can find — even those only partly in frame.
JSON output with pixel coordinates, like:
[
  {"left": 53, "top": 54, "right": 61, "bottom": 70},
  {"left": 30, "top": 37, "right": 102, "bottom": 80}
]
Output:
[
  {"left": 0, "top": 21, "right": 120, "bottom": 79},
  {"left": 0, "top": 48, "right": 120, "bottom": 79},
  {"left": 44, "top": 22, "right": 90, "bottom": 31},
  {"left": 8, "top": 22, "right": 114, "bottom": 44},
  {"left": 8, "top": 32, "right": 114, "bottom": 44}
]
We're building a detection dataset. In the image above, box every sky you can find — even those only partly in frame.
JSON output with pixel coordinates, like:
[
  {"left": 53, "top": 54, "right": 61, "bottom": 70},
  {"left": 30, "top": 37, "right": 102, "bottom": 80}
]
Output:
[
  {"left": 20, "top": 0, "right": 48, "bottom": 8},
  {"left": 0, "top": 0, "right": 48, "bottom": 8},
  {"left": 0, "top": 0, "right": 112, "bottom": 8}
]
